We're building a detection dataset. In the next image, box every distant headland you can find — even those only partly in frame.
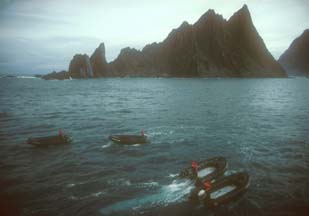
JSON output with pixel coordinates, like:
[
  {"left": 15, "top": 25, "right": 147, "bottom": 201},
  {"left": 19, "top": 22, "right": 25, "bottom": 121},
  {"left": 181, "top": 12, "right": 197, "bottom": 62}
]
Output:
[
  {"left": 43, "top": 5, "right": 292, "bottom": 80},
  {"left": 279, "top": 29, "right": 309, "bottom": 77}
]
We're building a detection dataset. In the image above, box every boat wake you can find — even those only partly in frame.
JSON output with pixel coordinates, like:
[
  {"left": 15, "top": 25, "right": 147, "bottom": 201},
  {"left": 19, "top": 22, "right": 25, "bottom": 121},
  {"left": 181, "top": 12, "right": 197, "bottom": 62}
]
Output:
[
  {"left": 168, "top": 173, "right": 178, "bottom": 178},
  {"left": 69, "top": 191, "right": 106, "bottom": 200},
  {"left": 102, "top": 142, "right": 112, "bottom": 149},
  {"left": 99, "top": 179, "right": 193, "bottom": 215}
]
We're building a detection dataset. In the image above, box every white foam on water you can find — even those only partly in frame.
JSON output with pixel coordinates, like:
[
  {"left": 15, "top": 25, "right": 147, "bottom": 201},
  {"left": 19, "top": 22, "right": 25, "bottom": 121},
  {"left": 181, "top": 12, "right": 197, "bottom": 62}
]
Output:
[
  {"left": 69, "top": 195, "right": 78, "bottom": 200},
  {"left": 142, "top": 181, "right": 159, "bottom": 187},
  {"left": 163, "top": 180, "right": 189, "bottom": 192},
  {"left": 101, "top": 143, "right": 112, "bottom": 149},
  {"left": 132, "top": 144, "right": 141, "bottom": 147},
  {"left": 159, "top": 179, "right": 193, "bottom": 205},
  {"left": 66, "top": 181, "right": 89, "bottom": 188},
  {"left": 147, "top": 131, "right": 163, "bottom": 136},
  {"left": 17, "top": 76, "right": 38, "bottom": 79},
  {"left": 92, "top": 191, "right": 105, "bottom": 197},
  {"left": 147, "top": 127, "right": 175, "bottom": 137},
  {"left": 99, "top": 179, "right": 194, "bottom": 215},
  {"left": 109, "top": 178, "right": 132, "bottom": 186},
  {"left": 168, "top": 173, "right": 178, "bottom": 178},
  {"left": 124, "top": 180, "right": 131, "bottom": 186},
  {"left": 69, "top": 191, "right": 105, "bottom": 200},
  {"left": 66, "top": 183, "right": 76, "bottom": 188}
]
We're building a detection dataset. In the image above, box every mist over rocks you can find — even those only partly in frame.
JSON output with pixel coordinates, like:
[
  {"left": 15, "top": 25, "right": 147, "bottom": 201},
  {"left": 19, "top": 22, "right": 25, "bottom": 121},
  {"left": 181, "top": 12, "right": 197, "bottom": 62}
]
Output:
[
  {"left": 43, "top": 5, "right": 287, "bottom": 79},
  {"left": 279, "top": 29, "right": 309, "bottom": 77}
]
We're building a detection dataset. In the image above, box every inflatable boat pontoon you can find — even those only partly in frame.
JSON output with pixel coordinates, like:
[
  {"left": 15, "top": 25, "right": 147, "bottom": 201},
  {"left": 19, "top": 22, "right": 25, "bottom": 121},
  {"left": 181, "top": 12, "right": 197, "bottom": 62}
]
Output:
[
  {"left": 191, "top": 171, "right": 250, "bottom": 208},
  {"left": 27, "top": 134, "right": 71, "bottom": 146},
  {"left": 179, "top": 157, "right": 227, "bottom": 181},
  {"left": 109, "top": 135, "right": 148, "bottom": 145}
]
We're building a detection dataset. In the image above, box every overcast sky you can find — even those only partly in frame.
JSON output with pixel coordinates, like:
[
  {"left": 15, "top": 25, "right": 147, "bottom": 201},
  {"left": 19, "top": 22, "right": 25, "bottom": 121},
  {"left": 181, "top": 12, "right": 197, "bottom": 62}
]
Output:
[{"left": 0, "top": 0, "right": 308, "bottom": 74}]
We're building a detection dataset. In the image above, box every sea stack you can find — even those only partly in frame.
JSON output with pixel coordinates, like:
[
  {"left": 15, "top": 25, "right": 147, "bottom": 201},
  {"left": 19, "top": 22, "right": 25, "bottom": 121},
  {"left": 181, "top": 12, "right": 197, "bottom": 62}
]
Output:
[
  {"left": 90, "top": 43, "right": 108, "bottom": 77},
  {"left": 68, "top": 54, "right": 93, "bottom": 78},
  {"left": 278, "top": 29, "right": 309, "bottom": 76}
]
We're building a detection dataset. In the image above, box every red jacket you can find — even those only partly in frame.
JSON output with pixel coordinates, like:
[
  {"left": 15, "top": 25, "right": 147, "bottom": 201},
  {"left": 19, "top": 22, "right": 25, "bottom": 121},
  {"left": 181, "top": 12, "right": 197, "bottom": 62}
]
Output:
[{"left": 191, "top": 161, "right": 198, "bottom": 173}]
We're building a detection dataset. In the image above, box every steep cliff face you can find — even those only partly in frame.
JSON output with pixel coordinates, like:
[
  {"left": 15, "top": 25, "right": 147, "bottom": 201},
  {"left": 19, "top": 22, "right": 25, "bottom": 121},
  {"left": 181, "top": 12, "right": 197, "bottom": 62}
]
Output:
[
  {"left": 160, "top": 21, "right": 197, "bottom": 77},
  {"left": 90, "top": 43, "right": 108, "bottom": 77},
  {"left": 68, "top": 54, "right": 93, "bottom": 78},
  {"left": 191, "top": 9, "right": 228, "bottom": 76},
  {"left": 210, "top": 5, "right": 285, "bottom": 77},
  {"left": 44, "top": 4, "right": 287, "bottom": 79},
  {"left": 108, "top": 5, "right": 286, "bottom": 77},
  {"left": 279, "top": 29, "right": 309, "bottom": 76},
  {"left": 108, "top": 47, "right": 149, "bottom": 77}
]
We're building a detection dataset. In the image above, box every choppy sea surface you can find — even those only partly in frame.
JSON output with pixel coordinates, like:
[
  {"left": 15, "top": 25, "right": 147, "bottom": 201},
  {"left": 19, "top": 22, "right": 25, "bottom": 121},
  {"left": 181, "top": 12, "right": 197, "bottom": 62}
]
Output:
[{"left": 0, "top": 77, "right": 308, "bottom": 216}]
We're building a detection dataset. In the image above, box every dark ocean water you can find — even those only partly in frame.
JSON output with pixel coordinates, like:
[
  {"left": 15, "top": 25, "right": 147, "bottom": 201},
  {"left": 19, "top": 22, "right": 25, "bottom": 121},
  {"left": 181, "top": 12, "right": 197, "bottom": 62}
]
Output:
[{"left": 0, "top": 77, "right": 308, "bottom": 216}]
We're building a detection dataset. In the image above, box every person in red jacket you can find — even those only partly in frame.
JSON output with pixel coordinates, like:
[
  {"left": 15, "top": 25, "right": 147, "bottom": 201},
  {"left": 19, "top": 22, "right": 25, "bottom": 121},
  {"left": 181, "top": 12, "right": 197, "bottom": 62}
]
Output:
[
  {"left": 191, "top": 161, "right": 198, "bottom": 178},
  {"left": 204, "top": 181, "right": 211, "bottom": 191}
]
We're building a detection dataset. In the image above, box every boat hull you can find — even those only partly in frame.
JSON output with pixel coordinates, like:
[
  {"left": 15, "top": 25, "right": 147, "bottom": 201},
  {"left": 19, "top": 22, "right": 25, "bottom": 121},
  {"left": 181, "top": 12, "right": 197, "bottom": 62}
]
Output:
[
  {"left": 109, "top": 135, "right": 148, "bottom": 145},
  {"left": 27, "top": 135, "right": 71, "bottom": 146}
]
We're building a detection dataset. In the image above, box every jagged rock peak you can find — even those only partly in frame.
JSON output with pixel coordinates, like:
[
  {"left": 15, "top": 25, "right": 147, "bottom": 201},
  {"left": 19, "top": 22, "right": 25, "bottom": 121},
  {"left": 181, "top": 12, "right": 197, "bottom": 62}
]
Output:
[
  {"left": 294, "top": 29, "right": 309, "bottom": 45},
  {"left": 90, "top": 42, "right": 108, "bottom": 77},
  {"left": 241, "top": 4, "right": 249, "bottom": 11},
  {"left": 180, "top": 21, "right": 190, "bottom": 28},
  {"left": 204, "top": 9, "right": 216, "bottom": 17},
  {"left": 91, "top": 43, "right": 106, "bottom": 57},
  {"left": 197, "top": 9, "right": 224, "bottom": 22},
  {"left": 142, "top": 42, "right": 159, "bottom": 53},
  {"left": 303, "top": 29, "right": 309, "bottom": 36},
  {"left": 228, "top": 4, "right": 252, "bottom": 23},
  {"left": 167, "top": 20, "right": 192, "bottom": 39},
  {"left": 119, "top": 47, "right": 140, "bottom": 55},
  {"left": 278, "top": 29, "right": 309, "bottom": 76},
  {"left": 234, "top": 4, "right": 250, "bottom": 17},
  {"left": 98, "top": 42, "right": 105, "bottom": 50}
]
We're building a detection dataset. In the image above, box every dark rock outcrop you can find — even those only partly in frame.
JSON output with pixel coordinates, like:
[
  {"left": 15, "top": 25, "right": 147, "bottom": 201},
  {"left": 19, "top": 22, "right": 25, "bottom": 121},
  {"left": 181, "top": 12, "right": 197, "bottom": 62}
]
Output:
[
  {"left": 90, "top": 43, "right": 108, "bottom": 77},
  {"left": 42, "top": 70, "right": 69, "bottom": 80},
  {"left": 108, "top": 47, "right": 154, "bottom": 77},
  {"left": 68, "top": 54, "right": 93, "bottom": 78},
  {"left": 43, "top": 4, "right": 287, "bottom": 79},
  {"left": 107, "top": 5, "right": 286, "bottom": 77},
  {"left": 278, "top": 29, "right": 309, "bottom": 76}
]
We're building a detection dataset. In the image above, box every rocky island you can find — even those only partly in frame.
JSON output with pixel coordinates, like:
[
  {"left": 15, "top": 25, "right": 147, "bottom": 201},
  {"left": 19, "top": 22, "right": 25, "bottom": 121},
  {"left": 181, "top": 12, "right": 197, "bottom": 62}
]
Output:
[
  {"left": 278, "top": 29, "right": 309, "bottom": 77},
  {"left": 43, "top": 5, "right": 287, "bottom": 80}
]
